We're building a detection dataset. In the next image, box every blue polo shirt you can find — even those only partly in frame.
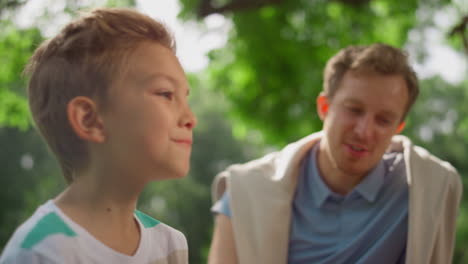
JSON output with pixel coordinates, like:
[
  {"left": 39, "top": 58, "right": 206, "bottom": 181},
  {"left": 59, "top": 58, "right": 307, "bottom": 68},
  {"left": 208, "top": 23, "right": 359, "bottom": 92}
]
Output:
[{"left": 212, "top": 143, "right": 408, "bottom": 264}]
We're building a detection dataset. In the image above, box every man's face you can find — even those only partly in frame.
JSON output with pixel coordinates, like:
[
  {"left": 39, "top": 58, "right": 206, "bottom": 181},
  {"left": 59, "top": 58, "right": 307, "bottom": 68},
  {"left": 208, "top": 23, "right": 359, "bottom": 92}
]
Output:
[
  {"left": 318, "top": 70, "right": 408, "bottom": 178},
  {"left": 101, "top": 42, "right": 197, "bottom": 182}
]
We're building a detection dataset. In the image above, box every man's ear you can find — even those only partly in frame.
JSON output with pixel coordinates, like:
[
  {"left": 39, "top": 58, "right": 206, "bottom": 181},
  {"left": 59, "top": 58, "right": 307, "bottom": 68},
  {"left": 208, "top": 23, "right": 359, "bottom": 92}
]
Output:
[
  {"left": 316, "top": 93, "right": 329, "bottom": 121},
  {"left": 395, "top": 121, "right": 405, "bottom": 134},
  {"left": 67, "top": 96, "right": 105, "bottom": 143}
]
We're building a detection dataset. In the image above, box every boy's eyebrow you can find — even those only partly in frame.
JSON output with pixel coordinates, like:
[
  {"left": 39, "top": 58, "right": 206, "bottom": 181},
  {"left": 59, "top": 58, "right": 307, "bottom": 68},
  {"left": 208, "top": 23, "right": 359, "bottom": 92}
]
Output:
[
  {"left": 142, "top": 73, "right": 177, "bottom": 86},
  {"left": 142, "top": 73, "right": 190, "bottom": 95}
]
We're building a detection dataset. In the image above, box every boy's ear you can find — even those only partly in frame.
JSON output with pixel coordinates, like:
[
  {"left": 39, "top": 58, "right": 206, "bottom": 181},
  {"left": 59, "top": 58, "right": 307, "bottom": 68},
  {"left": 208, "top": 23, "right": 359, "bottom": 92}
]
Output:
[
  {"left": 396, "top": 121, "right": 405, "bottom": 134},
  {"left": 67, "top": 96, "right": 105, "bottom": 143},
  {"left": 317, "top": 93, "right": 329, "bottom": 121}
]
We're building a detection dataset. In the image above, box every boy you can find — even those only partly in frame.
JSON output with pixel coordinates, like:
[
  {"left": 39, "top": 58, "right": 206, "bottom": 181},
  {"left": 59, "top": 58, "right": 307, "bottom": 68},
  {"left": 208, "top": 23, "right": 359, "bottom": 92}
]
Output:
[{"left": 1, "top": 8, "right": 196, "bottom": 263}]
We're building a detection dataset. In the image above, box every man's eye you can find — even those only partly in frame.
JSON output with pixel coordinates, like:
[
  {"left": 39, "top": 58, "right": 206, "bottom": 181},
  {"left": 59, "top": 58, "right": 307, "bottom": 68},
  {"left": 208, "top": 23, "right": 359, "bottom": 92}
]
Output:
[
  {"left": 347, "top": 107, "right": 362, "bottom": 114},
  {"left": 377, "top": 118, "right": 391, "bottom": 126}
]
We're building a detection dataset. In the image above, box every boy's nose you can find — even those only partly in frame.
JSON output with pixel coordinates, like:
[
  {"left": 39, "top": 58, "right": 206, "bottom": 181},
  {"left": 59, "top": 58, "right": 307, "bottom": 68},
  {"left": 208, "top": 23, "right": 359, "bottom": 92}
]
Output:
[{"left": 180, "top": 105, "right": 197, "bottom": 130}]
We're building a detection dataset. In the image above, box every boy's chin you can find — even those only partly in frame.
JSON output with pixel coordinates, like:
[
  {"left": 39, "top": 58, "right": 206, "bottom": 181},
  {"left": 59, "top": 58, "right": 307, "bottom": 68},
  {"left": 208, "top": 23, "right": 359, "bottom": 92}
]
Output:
[
  {"left": 172, "top": 165, "right": 190, "bottom": 178},
  {"left": 150, "top": 166, "right": 190, "bottom": 181},
  {"left": 170, "top": 170, "right": 189, "bottom": 179}
]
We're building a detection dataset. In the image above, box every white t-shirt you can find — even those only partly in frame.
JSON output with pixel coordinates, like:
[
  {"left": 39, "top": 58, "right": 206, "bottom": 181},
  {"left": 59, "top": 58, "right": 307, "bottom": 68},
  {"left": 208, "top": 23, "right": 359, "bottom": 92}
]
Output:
[{"left": 0, "top": 200, "right": 188, "bottom": 264}]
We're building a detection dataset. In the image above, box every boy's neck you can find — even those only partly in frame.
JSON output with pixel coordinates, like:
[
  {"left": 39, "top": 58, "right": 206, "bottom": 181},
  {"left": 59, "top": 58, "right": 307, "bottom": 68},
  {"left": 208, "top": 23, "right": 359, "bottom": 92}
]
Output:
[
  {"left": 56, "top": 168, "right": 142, "bottom": 212},
  {"left": 54, "top": 169, "right": 144, "bottom": 256}
]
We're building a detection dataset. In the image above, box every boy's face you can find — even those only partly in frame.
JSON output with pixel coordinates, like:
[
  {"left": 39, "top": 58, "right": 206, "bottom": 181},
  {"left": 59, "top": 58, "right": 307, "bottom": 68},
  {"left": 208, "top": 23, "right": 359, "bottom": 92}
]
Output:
[
  {"left": 101, "top": 42, "right": 197, "bottom": 181},
  {"left": 318, "top": 70, "right": 408, "bottom": 178}
]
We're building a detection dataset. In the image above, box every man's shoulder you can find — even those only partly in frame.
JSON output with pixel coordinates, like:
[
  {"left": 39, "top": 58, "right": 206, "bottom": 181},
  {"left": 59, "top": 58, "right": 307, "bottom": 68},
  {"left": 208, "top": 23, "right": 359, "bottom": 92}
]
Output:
[
  {"left": 221, "top": 151, "right": 279, "bottom": 178},
  {"left": 212, "top": 132, "right": 322, "bottom": 201},
  {"left": 391, "top": 135, "right": 458, "bottom": 174},
  {"left": 219, "top": 132, "right": 323, "bottom": 179},
  {"left": 412, "top": 146, "right": 461, "bottom": 194},
  {"left": 210, "top": 151, "right": 281, "bottom": 203},
  {"left": 411, "top": 145, "right": 457, "bottom": 174},
  {"left": 396, "top": 136, "right": 462, "bottom": 193}
]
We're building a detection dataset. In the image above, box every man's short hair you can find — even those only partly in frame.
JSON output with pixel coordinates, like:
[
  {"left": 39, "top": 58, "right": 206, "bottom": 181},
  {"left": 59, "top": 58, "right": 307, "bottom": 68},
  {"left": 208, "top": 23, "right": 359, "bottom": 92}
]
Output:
[
  {"left": 323, "top": 43, "right": 419, "bottom": 120},
  {"left": 24, "top": 8, "right": 175, "bottom": 183}
]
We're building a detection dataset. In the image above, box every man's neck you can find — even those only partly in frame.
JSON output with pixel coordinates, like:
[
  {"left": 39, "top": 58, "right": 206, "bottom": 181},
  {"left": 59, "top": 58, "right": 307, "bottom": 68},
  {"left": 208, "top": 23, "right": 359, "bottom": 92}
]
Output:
[{"left": 316, "top": 145, "right": 367, "bottom": 196}]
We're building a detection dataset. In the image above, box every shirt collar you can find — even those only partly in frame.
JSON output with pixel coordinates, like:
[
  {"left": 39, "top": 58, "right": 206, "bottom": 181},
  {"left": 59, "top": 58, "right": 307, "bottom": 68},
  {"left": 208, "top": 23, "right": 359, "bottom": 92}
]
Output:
[
  {"left": 354, "top": 160, "right": 385, "bottom": 203},
  {"left": 306, "top": 143, "right": 385, "bottom": 207},
  {"left": 307, "top": 143, "right": 332, "bottom": 208}
]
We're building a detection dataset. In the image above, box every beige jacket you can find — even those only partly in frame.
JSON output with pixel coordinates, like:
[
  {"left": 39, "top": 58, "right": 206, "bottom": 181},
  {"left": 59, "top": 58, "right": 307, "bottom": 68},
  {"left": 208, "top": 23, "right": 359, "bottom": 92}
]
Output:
[{"left": 212, "top": 132, "right": 462, "bottom": 264}]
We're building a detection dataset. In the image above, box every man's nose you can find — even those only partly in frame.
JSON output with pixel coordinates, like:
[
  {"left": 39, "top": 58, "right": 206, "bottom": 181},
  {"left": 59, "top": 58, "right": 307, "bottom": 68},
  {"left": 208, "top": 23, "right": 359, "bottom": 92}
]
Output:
[{"left": 354, "top": 116, "right": 373, "bottom": 139}]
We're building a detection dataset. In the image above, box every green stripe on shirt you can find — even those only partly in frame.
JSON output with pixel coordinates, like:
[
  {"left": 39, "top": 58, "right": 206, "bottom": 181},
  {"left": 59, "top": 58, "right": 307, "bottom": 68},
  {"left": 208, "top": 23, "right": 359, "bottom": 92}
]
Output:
[
  {"left": 21, "top": 212, "right": 76, "bottom": 249},
  {"left": 135, "top": 210, "right": 160, "bottom": 228}
]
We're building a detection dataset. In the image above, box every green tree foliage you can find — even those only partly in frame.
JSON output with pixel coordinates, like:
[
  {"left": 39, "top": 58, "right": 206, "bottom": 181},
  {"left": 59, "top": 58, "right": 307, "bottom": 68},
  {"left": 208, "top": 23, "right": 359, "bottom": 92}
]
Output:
[
  {"left": 0, "top": 0, "right": 26, "bottom": 14},
  {"left": 0, "top": 11, "right": 59, "bottom": 246},
  {"left": 180, "top": 0, "right": 425, "bottom": 146},
  {"left": 403, "top": 76, "right": 468, "bottom": 262},
  {"left": 0, "top": 23, "right": 42, "bottom": 130},
  {"left": 178, "top": 0, "right": 468, "bottom": 263},
  {"left": 0, "top": 0, "right": 136, "bottom": 130},
  {"left": 1, "top": 1, "right": 466, "bottom": 263},
  {"left": 0, "top": 127, "right": 64, "bottom": 248}
]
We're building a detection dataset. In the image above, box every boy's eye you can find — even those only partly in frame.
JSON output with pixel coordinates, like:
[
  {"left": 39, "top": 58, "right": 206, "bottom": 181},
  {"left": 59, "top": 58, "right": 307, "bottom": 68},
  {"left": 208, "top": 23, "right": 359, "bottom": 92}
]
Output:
[{"left": 157, "top": 91, "right": 174, "bottom": 100}]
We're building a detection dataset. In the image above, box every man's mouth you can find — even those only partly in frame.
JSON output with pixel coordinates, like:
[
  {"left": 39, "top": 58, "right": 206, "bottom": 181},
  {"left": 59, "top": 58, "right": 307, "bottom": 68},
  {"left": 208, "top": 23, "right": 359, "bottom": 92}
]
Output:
[
  {"left": 346, "top": 143, "right": 369, "bottom": 155},
  {"left": 350, "top": 145, "right": 365, "bottom": 152}
]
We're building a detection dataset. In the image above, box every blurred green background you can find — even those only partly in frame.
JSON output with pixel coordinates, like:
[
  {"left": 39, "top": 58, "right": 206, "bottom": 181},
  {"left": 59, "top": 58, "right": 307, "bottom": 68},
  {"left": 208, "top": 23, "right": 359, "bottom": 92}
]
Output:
[{"left": 0, "top": 0, "right": 467, "bottom": 263}]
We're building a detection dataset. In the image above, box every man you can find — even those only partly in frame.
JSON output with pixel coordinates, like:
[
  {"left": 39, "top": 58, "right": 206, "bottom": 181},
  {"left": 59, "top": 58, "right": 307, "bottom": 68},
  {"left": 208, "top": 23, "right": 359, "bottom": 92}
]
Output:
[{"left": 208, "top": 43, "right": 462, "bottom": 264}]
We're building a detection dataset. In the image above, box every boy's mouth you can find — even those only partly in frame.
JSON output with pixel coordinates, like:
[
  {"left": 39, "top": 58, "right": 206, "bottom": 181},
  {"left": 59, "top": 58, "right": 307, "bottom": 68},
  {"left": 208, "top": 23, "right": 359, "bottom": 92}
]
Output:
[{"left": 172, "top": 139, "right": 192, "bottom": 146}]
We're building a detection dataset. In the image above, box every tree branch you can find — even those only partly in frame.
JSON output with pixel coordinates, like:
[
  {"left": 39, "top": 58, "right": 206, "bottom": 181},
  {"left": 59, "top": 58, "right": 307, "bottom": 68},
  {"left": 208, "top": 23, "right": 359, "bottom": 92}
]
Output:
[
  {"left": 0, "top": 0, "right": 26, "bottom": 15},
  {"left": 197, "top": 0, "right": 373, "bottom": 18},
  {"left": 197, "top": 0, "right": 285, "bottom": 18},
  {"left": 448, "top": 15, "right": 468, "bottom": 56},
  {"left": 333, "top": 0, "right": 371, "bottom": 6}
]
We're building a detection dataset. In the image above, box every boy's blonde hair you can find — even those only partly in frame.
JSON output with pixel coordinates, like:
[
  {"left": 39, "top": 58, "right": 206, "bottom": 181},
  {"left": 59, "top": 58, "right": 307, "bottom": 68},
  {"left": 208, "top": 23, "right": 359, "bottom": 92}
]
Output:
[
  {"left": 24, "top": 8, "right": 175, "bottom": 183},
  {"left": 323, "top": 43, "right": 419, "bottom": 120}
]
